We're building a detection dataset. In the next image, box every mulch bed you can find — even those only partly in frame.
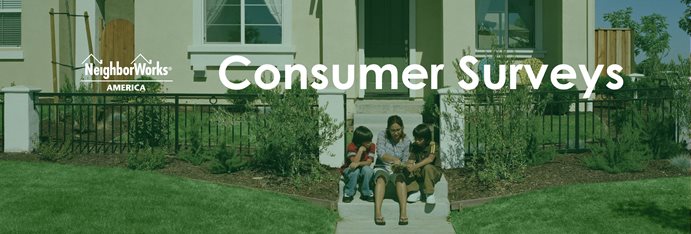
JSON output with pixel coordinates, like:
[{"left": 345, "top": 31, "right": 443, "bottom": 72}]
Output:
[
  {"left": 445, "top": 154, "right": 690, "bottom": 201},
  {"left": 1, "top": 153, "right": 688, "bottom": 202}
]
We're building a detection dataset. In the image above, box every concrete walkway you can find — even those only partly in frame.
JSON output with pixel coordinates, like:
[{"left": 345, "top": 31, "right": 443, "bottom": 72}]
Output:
[{"left": 335, "top": 176, "right": 456, "bottom": 234}]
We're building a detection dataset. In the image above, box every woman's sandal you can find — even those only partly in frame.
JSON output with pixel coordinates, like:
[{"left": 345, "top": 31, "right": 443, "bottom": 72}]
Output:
[
  {"left": 374, "top": 216, "right": 386, "bottom": 226},
  {"left": 398, "top": 217, "right": 409, "bottom": 225}
]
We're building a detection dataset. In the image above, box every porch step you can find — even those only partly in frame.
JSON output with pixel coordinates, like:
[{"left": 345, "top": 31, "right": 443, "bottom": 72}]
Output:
[
  {"left": 355, "top": 100, "right": 424, "bottom": 114},
  {"left": 337, "top": 175, "right": 450, "bottom": 221},
  {"left": 353, "top": 114, "right": 422, "bottom": 139}
]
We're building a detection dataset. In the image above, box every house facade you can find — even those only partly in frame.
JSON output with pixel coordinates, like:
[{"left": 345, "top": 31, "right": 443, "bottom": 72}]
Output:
[{"left": 0, "top": 0, "right": 595, "bottom": 124}]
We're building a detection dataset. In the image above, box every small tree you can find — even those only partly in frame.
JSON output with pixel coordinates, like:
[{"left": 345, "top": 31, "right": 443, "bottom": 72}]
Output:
[
  {"left": 679, "top": 0, "right": 691, "bottom": 36},
  {"left": 604, "top": 8, "right": 671, "bottom": 75},
  {"left": 246, "top": 85, "right": 341, "bottom": 180},
  {"left": 445, "top": 48, "right": 547, "bottom": 186}
]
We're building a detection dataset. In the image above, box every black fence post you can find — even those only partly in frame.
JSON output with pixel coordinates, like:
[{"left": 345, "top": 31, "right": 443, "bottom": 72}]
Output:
[
  {"left": 175, "top": 95, "right": 179, "bottom": 153},
  {"left": 575, "top": 94, "right": 580, "bottom": 150}
]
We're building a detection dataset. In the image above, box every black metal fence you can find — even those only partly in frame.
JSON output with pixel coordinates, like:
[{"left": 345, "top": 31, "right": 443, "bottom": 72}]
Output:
[
  {"left": 458, "top": 88, "right": 688, "bottom": 154},
  {"left": 34, "top": 93, "right": 268, "bottom": 155},
  {"left": 0, "top": 94, "right": 4, "bottom": 152}
]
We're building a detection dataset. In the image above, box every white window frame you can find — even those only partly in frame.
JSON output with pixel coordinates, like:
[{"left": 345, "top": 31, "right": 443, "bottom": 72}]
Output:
[
  {"left": 0, "top": 0, "right": 23, "bottom": 60},
  {"left": 475, "top": 0, "right": 544, "bottom": 58},
  {"left": 189, "top": 0, "right": 294, "bottom": 72}
]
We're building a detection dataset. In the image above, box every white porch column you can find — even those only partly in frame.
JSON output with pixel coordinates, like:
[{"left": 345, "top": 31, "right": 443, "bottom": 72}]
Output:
[
  {"left": 3, "top": 86, "right": 41, "bottom": 152},
  {"left": 318, "top": 89, "right": 346, "bottom": 167},
  {"left": 439, "top": 87, "right": 465, "bottom": 169}
]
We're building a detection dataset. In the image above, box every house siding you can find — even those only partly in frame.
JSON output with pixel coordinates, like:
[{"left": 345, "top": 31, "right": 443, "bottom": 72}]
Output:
[
  {"left": 0, "top": 0, "right": 61, "bottom": 91},
  {"left": 0, "top": 0, "right": 595, "bottom": 95}
]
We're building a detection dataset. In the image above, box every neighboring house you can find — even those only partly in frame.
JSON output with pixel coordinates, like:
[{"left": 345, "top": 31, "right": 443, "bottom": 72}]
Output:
[{"left": 0, "top": 0, "right": 595, "bottom": 128}]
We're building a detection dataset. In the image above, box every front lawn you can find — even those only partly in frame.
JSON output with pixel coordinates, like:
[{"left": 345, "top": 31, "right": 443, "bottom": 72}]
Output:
[
  {"left": 451, "top": 177, "right": 690, "bottom": 233},
  {"left": 0, "top": 160, "right": 338, "bottom": 233}
]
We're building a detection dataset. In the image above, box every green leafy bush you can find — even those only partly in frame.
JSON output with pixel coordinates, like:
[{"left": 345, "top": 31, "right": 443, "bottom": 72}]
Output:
[
  {"left": 246, "top": 86, "right": 341, "bottom": 178},
  {"left": 36, "top": 143, "right": 69, "bottom": 162},
  {"left": 528, "top": 147, "right": 557, "bottom": 166},
  {"left": 595, "top": 74, "right": 635, "bottom": 100},
  {"left": 58, "top": 77, "right": 98, "bottom": 136},
  {"left": 127, "top": 148, "right": 167, "bottom": 170},
  {"left": 668, "top": 155, "right": 691, "bottom": 173},
  {"left": 448, "top": 48, "right": 547, "bottom": 185},
  {"left": 208, "top": 144, "right": 247, "bottom": 174},
  {"left": 641, "top": 111, "right": 687, "bottom": 159},
  {"left": 179, "top": 150, "right": 207, "bottom": 166},
  {"left": 583, "top": 116, "right": 651, "bottom": 173},
  {"left": 178, "top": 121, "right": 207, "bottom": 166},
  {"left": 535, "top": 83, "right": 577, "bottom": 115},
  {"left": 129, "top": 76, "right": 169, "bottom": 148},
  {"left": 422, "top": 89, "right": 439, "bottom": 124},
  {"left": 226, "top": 84, "right": 262, "bottom": 112}
]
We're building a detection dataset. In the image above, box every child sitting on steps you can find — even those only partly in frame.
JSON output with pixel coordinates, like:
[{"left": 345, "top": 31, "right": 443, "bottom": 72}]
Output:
[
  {"left": 406, "top": 124, "right": 443, "bottom": 204},
  {"left": 340, "top": 126, "right": 375, "bottom": 203}
]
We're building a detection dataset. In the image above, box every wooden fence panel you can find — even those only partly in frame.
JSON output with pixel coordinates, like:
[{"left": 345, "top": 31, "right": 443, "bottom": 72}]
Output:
[{"left": 595, "top": 28, "right": 633, "bottom": 76}]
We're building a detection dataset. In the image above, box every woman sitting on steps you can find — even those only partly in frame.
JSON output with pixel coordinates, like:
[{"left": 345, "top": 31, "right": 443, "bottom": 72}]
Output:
[{"left": 372, "top": 115, "right": 412, "bottom": 226}]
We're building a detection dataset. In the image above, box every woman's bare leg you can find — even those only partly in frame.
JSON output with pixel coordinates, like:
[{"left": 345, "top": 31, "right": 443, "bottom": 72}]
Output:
[
  {"left": 396, "top": 180, "right": 407, "bottom": 219},
  {"left": 375, "top": 177, "right": 386, "bottom": 219}
]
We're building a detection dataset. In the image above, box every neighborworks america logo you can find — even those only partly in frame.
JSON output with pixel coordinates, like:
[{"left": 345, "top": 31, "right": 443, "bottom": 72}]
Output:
[{"left": 82, "top": 53, "right": 171, "bottom": 78}]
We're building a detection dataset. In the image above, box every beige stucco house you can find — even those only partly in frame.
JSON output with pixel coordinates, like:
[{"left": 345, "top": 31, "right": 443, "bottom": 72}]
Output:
[{"left": 0, "top": 0, "right": 595, "bottom": 123}]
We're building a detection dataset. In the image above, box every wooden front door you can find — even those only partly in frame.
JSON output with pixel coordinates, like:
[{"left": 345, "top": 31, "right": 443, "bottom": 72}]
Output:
[
  {"left": 364, "top": 0, "right": 409, "bottom": 98},
  {"left": 99, "top": 19, "right": 134, "bottom": 91}
]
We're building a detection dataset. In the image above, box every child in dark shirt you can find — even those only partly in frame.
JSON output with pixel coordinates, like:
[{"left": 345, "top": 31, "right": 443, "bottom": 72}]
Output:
[{"left": 405, "top": 124, "right": 443, "bottom": 204}]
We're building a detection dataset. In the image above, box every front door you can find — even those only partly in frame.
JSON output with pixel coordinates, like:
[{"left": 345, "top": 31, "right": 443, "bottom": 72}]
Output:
[{"left": 364, "top": 0, "right": 409, "bottom": 98}]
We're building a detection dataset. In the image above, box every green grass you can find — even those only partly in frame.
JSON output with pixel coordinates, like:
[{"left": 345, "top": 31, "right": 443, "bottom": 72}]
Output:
[
  {"left": 0, "top": 160, "right": 338, "bottom": 233},
  {"left": 451, "top": 177, "right": 691, "bottom": 233}
]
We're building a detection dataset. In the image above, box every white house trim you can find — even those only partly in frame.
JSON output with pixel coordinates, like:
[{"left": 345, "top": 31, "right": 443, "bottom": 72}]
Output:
[
  {"left": 189, "top": 0, "right": 294, "bottom": 71},
  {"left": 0, "top": 48, "right": 23, "bottom": 60},
  {"left": 475, "top": 49, "right": 547, "bottom": 59},
  {"left": 357, "top": 0, "right": 417, "bottom": 99}
]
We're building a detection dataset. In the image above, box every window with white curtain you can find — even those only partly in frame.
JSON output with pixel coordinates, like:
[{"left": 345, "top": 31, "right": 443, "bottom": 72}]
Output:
[
  {"left": 205, "top": 0, "right": 283, "bottom": 44},
  {"left": 476, "top": 0, "right": 535, "bottom": 49},
  {"left": 0, "top": 0, "right": 21, "bottom": 47}
]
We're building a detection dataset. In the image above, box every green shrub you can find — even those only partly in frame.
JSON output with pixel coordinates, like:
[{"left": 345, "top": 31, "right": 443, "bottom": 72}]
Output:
[
  {"left": 422, "top": 89, "right": 439, "bottom": 124},
  {"left": 583, "top": 124, "right": 651, "bottom": 173},
  {"left": 595, "top": 74, "right": 635, "bottom": 100},
  {"left": 127, "top": 148, "right": 167, "bottom": 170},
  {"left": 668, "top": 155, "right": 691, "bottom": 173},
  {"left": 208, "top": 144, "right": 247, "bottom": 174},
  {"left": 226, "top": 84, "right": 262, "bottom": 112},
  {"left": 59, "top": 77, "right": 98, "bottom": 136},
  {"left": 245, "top": 85, "right": 341, "bottom": 178},
  {"left": 178, "top": 122, "right": 207, "bottom": 166},
  {"left": 641, "top": 111, "right": 686, "bottom": 159},
  {"left": 536, "top": 83, "right": 577, "bottom": 115},
  {"left": 36, "top": 143, "right": 69, "bottom": 162},
  {"left": 179, "top": 150, "right": 207, "bottom": 166},
  {"left": 448, "top": 48, "right": 547, "bottom": 185},
  {"left": 129, "top": 76, "right": 168, "bottom": 148},
  {"left": 528, "top": 148, "right": 557, "bottom": 166}
]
